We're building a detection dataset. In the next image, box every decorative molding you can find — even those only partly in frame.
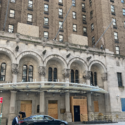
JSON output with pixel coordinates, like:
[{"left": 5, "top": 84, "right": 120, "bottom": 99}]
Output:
[
  {"left": 63, "top": 69, "right": 71, "bottom": 78},
  {"left": 101, "top": 73, "right": 108, "bottom": 81},
  {"left": 83, "top": 71, "right": 91, "bottom": 79},
  {"left": 38, "top": 66, "right": 46, "bottom": 76},
  {"left": 12, "top": 64, "right": 19, "bottom": 74}
]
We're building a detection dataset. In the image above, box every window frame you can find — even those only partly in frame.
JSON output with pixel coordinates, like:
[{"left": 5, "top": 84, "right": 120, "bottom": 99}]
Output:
[
  {"left": 28, "top": 65, "right": 33, "bottom": 82},
  {"left": 44, "top": 17, "right": 49, "bottom": 25},
  {"left": 27, "top": 14, "right": 33, "bottom": 22},
  {"left": 59, "top": 35, "right": 63, "bottom": 42},
  {"left": 10, "top": 0, "right": 16, "bottom": 3},
  {"left": 0, "top": 63, "right": 6, "bottom": 81},
  {"left": 22, "top": 65, "right": 27, "bottom": 82},
  {"left": 8, "top": 24, "right": 14, "bottom": 33},
  {"left": 9, "top": 9, "right": 15, "bottom": 18},
  {"left": 73, "top": 24, "right": 77, "bottom": 32},
  {"left": 117, "top": 72, "right": 123, "bottom": 87},
  {"left": 28, "top": 0, "right": 33, "bottom": 9},
  {"left": 44, "top": 31, "right": 49, "bottom": 39},
  {"left": 115, "top": 46, "right": 120, "bottom": 55},
  {"left": 72, "top": 0, "right": 76, "bottom": 7},
  {"left": 44, "top": 4, "right": 49, "bottom": 12},
  {"left": 72, "top": 12, "right": 76, "bottom": 19}
]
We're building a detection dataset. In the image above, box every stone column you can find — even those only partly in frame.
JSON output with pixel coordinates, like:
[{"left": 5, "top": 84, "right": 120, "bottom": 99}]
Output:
[
  {"left": 64, "top": 92, "right": 72, "bottom": 122},
  {"left": 63, "top": 69, "right": 70, "bottom": 86},
  {"left": 40, "top": 91, "right": 45, "bottom": 115},
  {"left": 39, "top": 66, "right": 46, "bottom": 86},
  {"left": 102, "top": 73, "right": 111, "bottom": 114},
  {"left": 8, "top": 91, "right": 17, "bottom": 125},
  {"left": 87, "top": 93, "right": 94, "bottom": 121},
  {"left": 12, "top": 64, "right": 19, "bottom": 83},
  {"left": 84, "top": 71, "right": 91, "bottom": 85}
]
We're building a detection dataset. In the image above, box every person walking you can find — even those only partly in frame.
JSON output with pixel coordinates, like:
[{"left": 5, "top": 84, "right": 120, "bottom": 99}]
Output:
[{"left": 12, "top": 115, "right": 20, "bottom": 125}]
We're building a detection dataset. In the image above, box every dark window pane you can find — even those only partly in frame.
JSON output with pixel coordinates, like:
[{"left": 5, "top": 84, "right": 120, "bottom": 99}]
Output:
[
  {"left": 54, "top": 68, "right": 57, "bottom": 82},
  {"left": 75, "top": 70, "right": 79, "bottom": 83},
  {"left": 48, "top": 67, "right": 52, "bottom": 81},
  {"left": 71, "top": 70, "right": 74, "bottom": 83}
]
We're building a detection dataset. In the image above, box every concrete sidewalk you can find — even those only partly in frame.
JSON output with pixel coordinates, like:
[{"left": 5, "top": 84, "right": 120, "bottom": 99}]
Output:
[{"left": 68, "top": 122, "right": 125, "bottom": 125}]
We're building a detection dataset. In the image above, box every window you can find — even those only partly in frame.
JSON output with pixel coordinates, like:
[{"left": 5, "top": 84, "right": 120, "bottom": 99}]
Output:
[
  {"left": 22, "top": 65, "right": 33, "bottom": 82},
  {"left": 121, "top": 0, "right": 124, "bottom": 3},
  {"left": 121, "top": 98, "right": 125, "bottom": 112},
  {"left": 115, "top": 46, "right": 120, "bottom": 54},
  {"left": 48, "top": 67, "right": 58, "bottom": 81},
  {"left": 28, "top": 0, "right": 33, "bottom": 8},
  {"left": 59, "top": 21, "right": 63, "bottom": 29},
  {"left": 91, "top": 23, "right": 94, "bottom": 31},
  {"left": 72, "top": 12, "right": 76, "bottom": 19},
  {"left": 124, "top": 21, "right": 125, "bottom": 27},
  {"left": 11, "top": 0, "right": 15, "bottom": 3},
  {"left": 28, "top": 65, "right": 33, "bottom": 82},
  {"left": 59, "top": 8, "right": 63, "bottom": 16},
  {"left": 112, "top": 18, "right": 116, "bottom": 26},
  {"left": 90, "top": 72, "right": 94, "bottom": 86},
  {"left": 22, "top": 65, "right": 27, "bottom": 82},
  {"left": 83, "top": 15, "right": 86, "bottom": 21},
  {"left": 71, "top": 70, "right": 79, "bottom": 83},
  {"left": 114, "top": 32, "right": 118, "bottom": 40},
  {"left": 75, "top": 70, "right": 79, "bottom": 83},
  {"left": 54, "top": 68, "right": 57, "bottom": 82},
  {"left": 73, "top": 24, "right": 77, "bottom": 32},
  {"left": 59, "top": 35, "right": 63, "bottom": 42},
  {"left": 72, "top": 0, "right": 76, "bottom": 6},
  {"left": 82, "top": 3, "right": 85, "bottom": 9},
  {"left": 44, "top": 32, "right": 49, "bottom": 39},
  {"left": 44, "top": 17, "right": 49, "bottom": 25},
  {"left": 0, "top": 63, "right": 6, "bottom": 81},
  {"left": 44, "top": 4, "right": 49, "bottom": 12},
  {"left": 117, "top": 73, "right": 123, "bottom": 87},
  {"left": 112, "top": 18, "right": 117, "bottom": 29},
  {"left": 90, "top": 11, "right": 93, "bottom": 19},
  {"left": 89, "top": 0, "right": 92, "bottom": 6},
  {"left": 71, "top": 70, "right": 74, "bottom": 83},
  {"left": 27, "top": 14, "right": 32, "bottom": 22},
  {"left": 48, "top": 67, "right": 52, "bottom": 81},
  {"left": 83, "top": 27, "right": 87, "bottom": 36},
  {"left": 59, "top": 0, "right": 62, "bottom": 3},
  {"left": 9, "top": 10, "right": 15, "bottom": 18},
  {"left": 8, "top": 25, "right": 14, "bottom": 33},
  {"left": 92, "top": 36, "right": 95, "bottom": 45},
  {"left": 123, "top": 9, "right": 125, "bottom": 16},
  {"left": 94, "top": 72, "right": 97, "bottom": 86},
  {"left": 111, "top": 5, "right": 115, "bottom": 15}
]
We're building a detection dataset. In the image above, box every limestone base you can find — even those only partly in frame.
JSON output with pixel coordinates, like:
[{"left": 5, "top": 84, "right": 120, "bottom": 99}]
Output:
[{"left": 64, "top": 112, "right": 72, "bottom": 122}]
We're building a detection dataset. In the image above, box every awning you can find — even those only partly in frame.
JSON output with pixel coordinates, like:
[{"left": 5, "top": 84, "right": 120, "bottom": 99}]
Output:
[{"left": 0, "top": 81, "right": 108, "bottom": 94}]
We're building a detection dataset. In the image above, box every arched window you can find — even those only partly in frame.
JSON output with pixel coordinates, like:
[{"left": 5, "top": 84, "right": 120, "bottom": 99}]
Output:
[
  {"left": 91, "top": 72, "right": 93, "bottom": 86},
  {"left": 22, "top": 65, "right": 27, "bottom": 82},
  {"left": 48, "top": 67, "right": 52, "bottom": 81},
  {"left": 54, "top": 68, "right": 57, "bottom": 82},
  {"left": 71, "top": 70, "right": 74, "bottom": 83},
  {"left": 0, "top": 63, "right": 6, "bottom": 81},
  {"left": 28, "top": 65, "right": 33, "bottom": 82},
  {"left": 75, "top": 70, "right": 79, "bottom": 83},
  {"left": 94, "top": 72, "right": 97, "bottom": 86}
]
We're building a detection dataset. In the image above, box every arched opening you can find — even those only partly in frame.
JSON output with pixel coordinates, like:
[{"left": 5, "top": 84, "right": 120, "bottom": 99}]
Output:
[{"left": 89, "top": 61, "right": 106, "bottom": 87}]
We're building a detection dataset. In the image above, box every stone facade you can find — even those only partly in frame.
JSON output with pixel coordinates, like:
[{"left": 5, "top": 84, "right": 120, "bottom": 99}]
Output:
[{"left": 0, "top": 31, "right": 125, "bottom": 125}]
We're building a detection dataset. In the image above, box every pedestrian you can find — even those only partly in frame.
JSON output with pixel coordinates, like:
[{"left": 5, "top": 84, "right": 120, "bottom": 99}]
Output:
[{"left": 12, "top": 115, "right": 20, "bottom": 125}]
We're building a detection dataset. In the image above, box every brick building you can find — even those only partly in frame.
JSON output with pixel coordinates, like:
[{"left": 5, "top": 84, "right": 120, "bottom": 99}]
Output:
[
  {"left": 0, "top": 0, "right": 125, "bottom": 125},
  {"left": 0, "top": 0, "right": 125, "bottom": 55}
]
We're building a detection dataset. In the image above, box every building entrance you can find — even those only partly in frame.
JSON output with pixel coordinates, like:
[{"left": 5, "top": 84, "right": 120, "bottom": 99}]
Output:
[
  {"left": 71, "top": 96, "right": 88, "bottom": 122},
  {"left": 74, "top": 106, "right": 80, "bottom": 122},
  {"left": 20, "top": 101, "right": 32, "bottom": 118},
  {"left": 48, "top": 100, "right": 58, "bottom": 119}
]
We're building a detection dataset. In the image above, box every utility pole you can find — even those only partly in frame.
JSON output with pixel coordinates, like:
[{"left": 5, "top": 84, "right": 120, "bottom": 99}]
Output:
[
  {"left": 3, "top": 0, "right": 10, "bottom": 31},
  {"left": 93, "top": 20, "right": 113, "bottom": 48},
  {"left": 53, "top": 3, "right": 73, "bottom": 40}
]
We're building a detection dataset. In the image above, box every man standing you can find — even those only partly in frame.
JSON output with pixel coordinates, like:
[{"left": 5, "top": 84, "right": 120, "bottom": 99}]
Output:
[{"left": 12, "top": 115, "right": 20, "bottom": 125}]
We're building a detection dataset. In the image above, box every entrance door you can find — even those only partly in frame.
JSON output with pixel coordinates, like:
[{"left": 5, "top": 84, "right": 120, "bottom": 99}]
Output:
[
  {"left": 48, "top": 100, "right": 58, "bottom": 119},
  {"left": 20, "top": 101, "right": 32, "bottom": 118},
  {"left": 74, "top": 106, "right": 80, "bottom": 122}
]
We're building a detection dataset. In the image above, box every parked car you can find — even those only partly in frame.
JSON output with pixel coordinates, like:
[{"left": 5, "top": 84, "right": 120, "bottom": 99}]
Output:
[{"left": 18, "top": 115, "right": 68, "bottom": 125}]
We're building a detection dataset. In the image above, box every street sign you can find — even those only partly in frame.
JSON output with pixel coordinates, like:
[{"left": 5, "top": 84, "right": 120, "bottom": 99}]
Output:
[{"left": 0, "top": 98, "right": 3, "bottom": 104}]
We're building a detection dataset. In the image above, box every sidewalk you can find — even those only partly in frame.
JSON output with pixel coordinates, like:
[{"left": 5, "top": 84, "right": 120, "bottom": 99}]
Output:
[{"left": 68, "top": 122, "right": 125, "bottom": 125}]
